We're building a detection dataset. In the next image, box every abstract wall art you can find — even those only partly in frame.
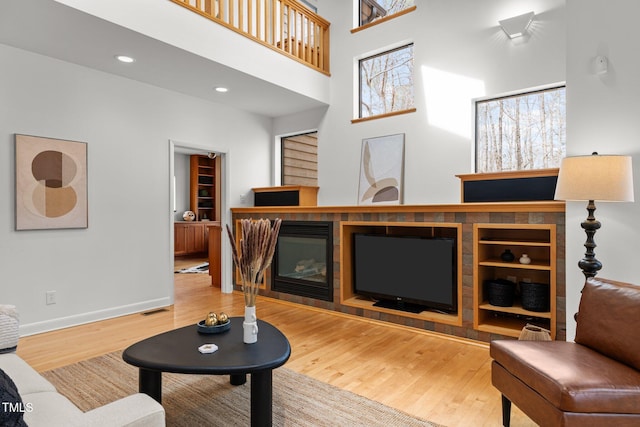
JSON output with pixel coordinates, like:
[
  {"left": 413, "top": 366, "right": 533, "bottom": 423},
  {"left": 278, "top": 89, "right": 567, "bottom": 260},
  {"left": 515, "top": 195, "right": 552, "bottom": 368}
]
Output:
[
  {"left": 358, "top": 133, "right": 404, "bottom": 205},
  {"left": 15, "top": 134, "right": 88, "bottom": 230}
]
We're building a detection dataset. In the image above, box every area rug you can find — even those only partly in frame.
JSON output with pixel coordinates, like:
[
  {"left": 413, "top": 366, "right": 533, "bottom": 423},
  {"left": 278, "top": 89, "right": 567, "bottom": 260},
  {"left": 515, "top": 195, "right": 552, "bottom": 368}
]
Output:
[
  {"left": 174, "top": 262, "right": 209, "bottom": 274},
  {"left": 42, "top": 351, "right": 439, "bottom": 426}
]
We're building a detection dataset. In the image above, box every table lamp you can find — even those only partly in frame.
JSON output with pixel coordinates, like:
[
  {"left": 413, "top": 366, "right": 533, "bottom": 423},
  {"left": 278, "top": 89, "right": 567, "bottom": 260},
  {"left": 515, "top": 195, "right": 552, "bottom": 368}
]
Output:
[{"left": 554, "top": 152, "right": 634, "bottom": 279}]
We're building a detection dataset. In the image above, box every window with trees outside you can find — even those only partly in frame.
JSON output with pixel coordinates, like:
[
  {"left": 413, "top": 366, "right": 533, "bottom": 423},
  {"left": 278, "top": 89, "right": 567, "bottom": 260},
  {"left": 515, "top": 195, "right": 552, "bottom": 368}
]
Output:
[
  {"left": 360, "top": 0, "right": 415, "bottom": 26},
  {"left": 475, "top": 86, "right": 566, "bottom": 173},
  {"left": 359, "top": 43, "right": 414, "bottom": 119}
]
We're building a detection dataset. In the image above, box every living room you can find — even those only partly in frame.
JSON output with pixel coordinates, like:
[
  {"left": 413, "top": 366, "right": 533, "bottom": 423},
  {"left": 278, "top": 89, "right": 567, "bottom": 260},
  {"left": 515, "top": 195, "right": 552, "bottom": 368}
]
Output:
[{"left": 2, "top": 0, "right": 640, "bottom": 426}]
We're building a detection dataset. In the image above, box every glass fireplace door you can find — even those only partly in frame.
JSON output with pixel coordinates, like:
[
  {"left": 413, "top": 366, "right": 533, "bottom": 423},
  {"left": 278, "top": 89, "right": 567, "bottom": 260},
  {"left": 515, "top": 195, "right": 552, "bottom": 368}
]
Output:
[
  {"left": 272, "top": 221, "right": 333, "bottom": 301},
  {"left": 277, "top": 236, "right": 328, "bottom": 283}
]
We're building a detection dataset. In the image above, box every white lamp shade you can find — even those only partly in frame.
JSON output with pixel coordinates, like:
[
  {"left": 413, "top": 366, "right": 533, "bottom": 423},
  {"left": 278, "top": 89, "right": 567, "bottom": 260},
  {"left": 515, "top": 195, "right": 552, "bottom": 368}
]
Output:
[{"left": 554, "top": 154, "right": 634, "bottom": 202}]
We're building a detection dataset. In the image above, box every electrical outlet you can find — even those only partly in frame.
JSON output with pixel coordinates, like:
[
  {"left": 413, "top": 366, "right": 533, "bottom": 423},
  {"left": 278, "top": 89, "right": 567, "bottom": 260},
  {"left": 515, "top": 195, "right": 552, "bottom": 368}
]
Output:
[
  {"left": 46, "top": 290, "right": 56, "bottom": 305},
  {"left": 239, "top": 193, "right": 247, "bottom": 204}
]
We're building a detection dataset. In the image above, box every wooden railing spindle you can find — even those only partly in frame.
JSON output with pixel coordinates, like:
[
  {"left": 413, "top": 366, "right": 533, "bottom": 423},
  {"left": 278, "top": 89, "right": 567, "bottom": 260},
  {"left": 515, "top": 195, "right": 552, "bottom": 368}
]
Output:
[{"left": 170, "top": 0, "right": 329, "bottom": 74}]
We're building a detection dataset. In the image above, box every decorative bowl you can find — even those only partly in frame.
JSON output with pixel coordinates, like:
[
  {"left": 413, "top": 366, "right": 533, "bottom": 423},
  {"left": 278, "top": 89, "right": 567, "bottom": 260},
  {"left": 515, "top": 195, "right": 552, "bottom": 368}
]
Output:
[{"left": 197, "top": 319, "right": 231, "bottom": 334}]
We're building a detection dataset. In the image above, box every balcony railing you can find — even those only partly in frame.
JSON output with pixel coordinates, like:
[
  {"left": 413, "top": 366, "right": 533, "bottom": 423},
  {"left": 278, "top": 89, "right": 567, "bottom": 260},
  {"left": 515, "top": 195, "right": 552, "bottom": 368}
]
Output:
[{"left": 171, "top": 0, "right": 330, "bottom": 75}]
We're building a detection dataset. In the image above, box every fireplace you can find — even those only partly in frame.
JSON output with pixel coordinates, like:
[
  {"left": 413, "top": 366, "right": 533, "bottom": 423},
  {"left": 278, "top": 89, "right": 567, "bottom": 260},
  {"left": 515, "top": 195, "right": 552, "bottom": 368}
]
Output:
[{"left": 272, "top": 221, "right": 333, "bottom": 301}]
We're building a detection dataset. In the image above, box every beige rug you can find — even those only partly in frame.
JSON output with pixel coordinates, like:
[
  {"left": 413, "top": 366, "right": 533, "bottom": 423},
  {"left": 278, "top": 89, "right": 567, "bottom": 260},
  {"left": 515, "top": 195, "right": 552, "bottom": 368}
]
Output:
[{"left": 42, "top": 351, "right": 440, "bottom": 427}]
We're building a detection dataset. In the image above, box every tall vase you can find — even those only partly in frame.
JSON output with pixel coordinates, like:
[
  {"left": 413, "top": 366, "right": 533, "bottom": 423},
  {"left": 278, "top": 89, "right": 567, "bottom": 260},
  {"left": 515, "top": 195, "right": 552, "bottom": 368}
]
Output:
[{"left": 243, "top": 305, "right": 258, "bottom": 344}]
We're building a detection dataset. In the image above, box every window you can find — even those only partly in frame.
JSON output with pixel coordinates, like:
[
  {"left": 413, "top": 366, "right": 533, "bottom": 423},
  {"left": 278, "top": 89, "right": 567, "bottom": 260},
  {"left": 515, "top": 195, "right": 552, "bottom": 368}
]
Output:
[
  {"left": 475, "top": 86, "right": 566, "bottom": 173},
  {"left": 359, "top": 44, "right": 414, "bottom": 119},
  {"left": 360, "top": 0, "right": 415, "bottom": 26},
  {"left": 281, "top": 132, "right": 318, "bottom": 186}
]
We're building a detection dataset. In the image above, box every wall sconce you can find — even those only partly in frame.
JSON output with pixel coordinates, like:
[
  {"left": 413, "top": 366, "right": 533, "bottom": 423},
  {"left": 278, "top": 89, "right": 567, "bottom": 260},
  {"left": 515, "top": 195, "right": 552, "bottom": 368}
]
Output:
[
  {"left": 554, "top": 152, "right": 634, "bottom": 279},
  {"left": 499, "top": 11, "right": 535, "bottom": 39}
]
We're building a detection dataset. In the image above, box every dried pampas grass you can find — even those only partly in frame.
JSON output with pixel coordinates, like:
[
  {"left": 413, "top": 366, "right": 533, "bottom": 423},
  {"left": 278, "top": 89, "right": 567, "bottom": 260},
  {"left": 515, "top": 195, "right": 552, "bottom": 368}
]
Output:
[{"left": 226, "top": 218, "right": 282, "bottom": 307}]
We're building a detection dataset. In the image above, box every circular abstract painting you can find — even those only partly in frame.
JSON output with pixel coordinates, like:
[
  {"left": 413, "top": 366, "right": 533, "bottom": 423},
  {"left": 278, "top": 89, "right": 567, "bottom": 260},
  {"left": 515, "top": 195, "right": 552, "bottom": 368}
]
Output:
[{"left": 15, "top": 135, "right": 87, "bottom": 230}]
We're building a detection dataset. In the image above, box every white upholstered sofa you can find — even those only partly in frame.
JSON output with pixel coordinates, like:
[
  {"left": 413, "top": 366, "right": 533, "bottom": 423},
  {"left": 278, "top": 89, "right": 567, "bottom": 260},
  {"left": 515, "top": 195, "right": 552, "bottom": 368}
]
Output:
[{"left": 0, "top": 305, "right": 165, "bottom": 426}]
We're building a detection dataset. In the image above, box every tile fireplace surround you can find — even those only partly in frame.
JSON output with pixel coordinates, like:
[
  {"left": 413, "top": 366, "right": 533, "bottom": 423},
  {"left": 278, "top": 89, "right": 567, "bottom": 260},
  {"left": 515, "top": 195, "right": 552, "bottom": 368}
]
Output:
[{"left": 231, "top": 202, "right": 566, "bottom": 343}]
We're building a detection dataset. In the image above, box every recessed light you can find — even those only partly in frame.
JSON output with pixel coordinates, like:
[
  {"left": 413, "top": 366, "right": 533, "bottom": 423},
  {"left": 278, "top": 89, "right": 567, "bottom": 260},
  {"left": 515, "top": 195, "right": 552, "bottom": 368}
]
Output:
[
  {"left": 214, "top": 87, "right": 229, "bottom": 93},
  {"left": 115, "top": 55, "right": 135, "bottom": 63}
]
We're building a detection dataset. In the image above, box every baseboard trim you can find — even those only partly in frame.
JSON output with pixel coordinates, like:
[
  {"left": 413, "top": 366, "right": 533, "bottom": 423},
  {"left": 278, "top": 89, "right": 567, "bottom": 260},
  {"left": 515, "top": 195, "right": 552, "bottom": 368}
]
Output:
[{"left": 18, "top": 297, "right": 172, "bottom": 337}]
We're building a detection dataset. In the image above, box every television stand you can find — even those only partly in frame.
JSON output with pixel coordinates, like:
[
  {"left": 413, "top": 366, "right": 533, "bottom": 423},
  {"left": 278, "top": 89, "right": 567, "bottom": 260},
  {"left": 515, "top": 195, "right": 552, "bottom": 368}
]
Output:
[{"left": 373, "top": 299, "right": 427, "bottom": 314}]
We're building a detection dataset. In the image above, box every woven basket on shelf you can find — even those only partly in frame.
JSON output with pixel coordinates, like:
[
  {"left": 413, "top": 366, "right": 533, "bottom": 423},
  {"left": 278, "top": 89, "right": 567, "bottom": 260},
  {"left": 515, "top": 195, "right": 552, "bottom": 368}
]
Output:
[
  {"left": 520, "top": 281, "right": 550, "bottom": 312},
  {"left": 518, "top": 323, "right": 551, "bottom": 341},
  {"left": 486, "top": 279, "right": 516, "bottom": 307}
]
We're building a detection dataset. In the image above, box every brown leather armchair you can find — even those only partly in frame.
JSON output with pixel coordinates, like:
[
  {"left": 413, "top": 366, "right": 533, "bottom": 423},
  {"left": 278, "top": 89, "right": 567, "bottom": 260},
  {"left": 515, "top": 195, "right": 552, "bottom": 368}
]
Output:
[{"left": 490, "top": 277, "right": 640, "bottom": 426}]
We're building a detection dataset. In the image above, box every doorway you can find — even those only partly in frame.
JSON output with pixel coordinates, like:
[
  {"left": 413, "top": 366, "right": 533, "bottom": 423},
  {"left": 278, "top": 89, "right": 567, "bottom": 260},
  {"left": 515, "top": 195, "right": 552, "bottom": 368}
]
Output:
[{"left": 170, "top": 140, "right": 231, "bottom": 295}]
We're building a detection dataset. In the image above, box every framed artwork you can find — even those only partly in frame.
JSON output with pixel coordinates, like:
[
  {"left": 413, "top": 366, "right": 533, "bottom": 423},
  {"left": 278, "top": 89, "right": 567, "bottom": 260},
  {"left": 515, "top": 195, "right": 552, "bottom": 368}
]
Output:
[
  {"left": 358, "top": 133, "right": 404, "bottom": 205},
  {"left": 15, "top": 134, "right": 88, "bottom": 230}
]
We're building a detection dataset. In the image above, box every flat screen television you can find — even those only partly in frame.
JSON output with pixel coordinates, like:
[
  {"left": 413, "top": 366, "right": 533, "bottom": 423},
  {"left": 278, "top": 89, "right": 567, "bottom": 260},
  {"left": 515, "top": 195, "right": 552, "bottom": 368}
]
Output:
[{"left": 352, "top": 233, "right": 457, "bottom": 313}]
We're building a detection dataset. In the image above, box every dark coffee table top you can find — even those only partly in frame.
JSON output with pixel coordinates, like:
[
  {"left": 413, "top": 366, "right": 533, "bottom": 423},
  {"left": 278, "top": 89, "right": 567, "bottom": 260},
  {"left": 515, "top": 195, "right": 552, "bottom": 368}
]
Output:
[{"left": 122, "top": 317, "right": 291, "bottom": 375}]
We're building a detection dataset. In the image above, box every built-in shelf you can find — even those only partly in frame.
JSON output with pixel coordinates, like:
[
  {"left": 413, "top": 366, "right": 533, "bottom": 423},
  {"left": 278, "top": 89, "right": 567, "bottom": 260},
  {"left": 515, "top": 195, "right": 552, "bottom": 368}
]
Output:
[
  {"left": 477, "top": 303, "right": 552, "bottom": 319},
  {"left": 190, "top": 155, "right": 216, "bottom": 221},
  {"left": 473, "top": 223, "right": 556, "bottom": 339},
  {"left": 340, "top": 221, "right": 463, "bottom": 326}
]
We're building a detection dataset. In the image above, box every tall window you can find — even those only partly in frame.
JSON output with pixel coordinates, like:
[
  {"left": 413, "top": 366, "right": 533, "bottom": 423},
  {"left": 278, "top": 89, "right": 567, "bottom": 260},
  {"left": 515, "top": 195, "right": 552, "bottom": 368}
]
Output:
[
  {"left": 281, "top": 132, "right": 318, "bottom": 186},
  {"left": 475, "top": 86, "right": 566, "bottom": 173},
  {"left": 360, "top": 0, "right": 415, "bottom": 26},
  {"left": 359, "top": 43, "right": 414, "bottom": 119}
]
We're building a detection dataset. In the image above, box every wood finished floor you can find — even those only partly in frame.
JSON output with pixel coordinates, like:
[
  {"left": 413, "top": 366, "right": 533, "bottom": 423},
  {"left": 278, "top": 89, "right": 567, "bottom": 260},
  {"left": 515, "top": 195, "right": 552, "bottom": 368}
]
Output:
[{"left": 17, "top": 262, "right": 536, "bottom": 427}]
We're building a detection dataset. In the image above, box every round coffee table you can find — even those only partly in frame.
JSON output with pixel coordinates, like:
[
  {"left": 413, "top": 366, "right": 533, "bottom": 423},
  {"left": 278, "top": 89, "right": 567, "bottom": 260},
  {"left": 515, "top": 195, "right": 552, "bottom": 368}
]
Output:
[{"left": 122, "top": 317, "right": 290, "bottom": 427}]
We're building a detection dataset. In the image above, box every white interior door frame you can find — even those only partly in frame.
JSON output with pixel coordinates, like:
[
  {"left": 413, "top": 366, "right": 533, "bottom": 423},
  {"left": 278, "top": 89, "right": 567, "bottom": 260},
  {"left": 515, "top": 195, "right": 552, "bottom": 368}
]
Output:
[{"left": 169, "top": 139, "right": 233, "bottom": 294}]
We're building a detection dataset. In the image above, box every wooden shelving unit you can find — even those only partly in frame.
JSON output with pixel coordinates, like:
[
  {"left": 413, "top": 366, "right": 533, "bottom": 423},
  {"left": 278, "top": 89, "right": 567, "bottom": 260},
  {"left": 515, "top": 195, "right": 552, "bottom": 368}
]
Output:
[
  {"left": 190, "top": 155, "right": 216, "bottom": 221},
  {"left": 473, "top": 224, "right": 556, "bottom": 339},
  {"left": 340, "top": 221, "right": 463, "bottom": 326}
]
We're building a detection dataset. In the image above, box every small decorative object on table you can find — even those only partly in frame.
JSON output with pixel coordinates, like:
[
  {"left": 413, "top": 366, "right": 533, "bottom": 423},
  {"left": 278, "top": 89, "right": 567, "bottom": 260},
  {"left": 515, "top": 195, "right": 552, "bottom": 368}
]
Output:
[
  {"left": 519, "top": 253, "right": 531, "bottom": 264},
  {"left": 204, "top": 312, "right": 217, "bottom": 326},
  {"left": 197, "top": 311, "right": 231, "bottom": 334},
  {"left": 198, "top": 343, "right": 219, "bottom": 354},
  {"left": 500, "top": 249, "right": 515, "bottom": 262},
  {"left": 226, "top": 218, "right": 282, "bottom": 344}
]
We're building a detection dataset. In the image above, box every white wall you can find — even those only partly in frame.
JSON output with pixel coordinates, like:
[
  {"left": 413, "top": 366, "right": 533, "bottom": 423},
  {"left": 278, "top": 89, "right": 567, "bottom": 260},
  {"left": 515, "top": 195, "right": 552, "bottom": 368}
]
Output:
[
  {"left": 564, "top": 0, "right": 640, "bottom": 339},
  {"left": 315, "top": 0, "right": 566, "bottom": 205},
  {"left": 54, "top": 0, "right": 330, "bottom": 105},
  {"left": 0, "top": 43, "right": 272, "bottom": 335},
  {"left": 174, "top": 153, "right": 191, "bottom": 221}
]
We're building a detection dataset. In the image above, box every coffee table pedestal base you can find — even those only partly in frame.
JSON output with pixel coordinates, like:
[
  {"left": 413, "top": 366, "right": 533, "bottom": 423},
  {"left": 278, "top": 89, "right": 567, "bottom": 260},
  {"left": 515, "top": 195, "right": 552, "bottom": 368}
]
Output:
[
  {"left": 138, "top": 370, "right": 272, "bottom": 427},
  {"left": 251, "top": 370, "right": 273, "bottom": 427},
  {"left": 140, "top": 369, "right": 162, "bottom": 404}
]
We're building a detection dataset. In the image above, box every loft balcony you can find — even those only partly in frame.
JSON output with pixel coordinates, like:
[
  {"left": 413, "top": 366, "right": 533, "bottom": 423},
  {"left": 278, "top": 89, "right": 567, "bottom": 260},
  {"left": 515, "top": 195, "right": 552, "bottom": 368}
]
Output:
[{"left": 171, "top": 0, "right": 330, "bottom": 75}]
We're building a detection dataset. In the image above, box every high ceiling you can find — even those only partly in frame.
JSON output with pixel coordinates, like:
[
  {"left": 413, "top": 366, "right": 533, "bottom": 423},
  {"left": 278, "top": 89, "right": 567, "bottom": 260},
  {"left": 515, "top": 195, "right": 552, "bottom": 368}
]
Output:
[{"left": 0, "top": 0, "right": 327, "bottom": 118}]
